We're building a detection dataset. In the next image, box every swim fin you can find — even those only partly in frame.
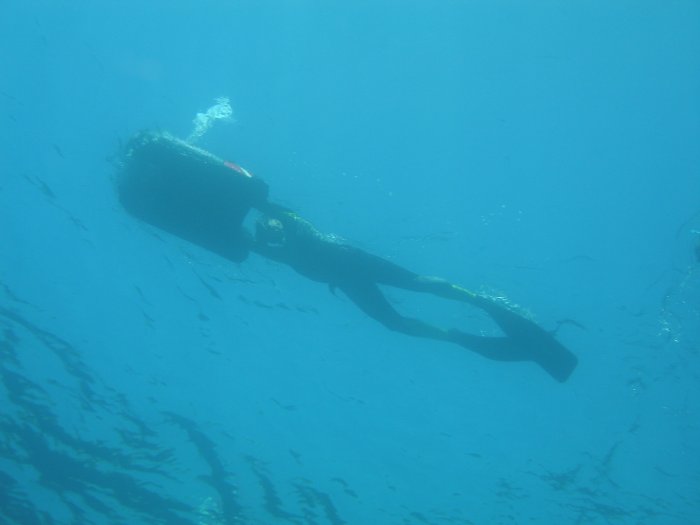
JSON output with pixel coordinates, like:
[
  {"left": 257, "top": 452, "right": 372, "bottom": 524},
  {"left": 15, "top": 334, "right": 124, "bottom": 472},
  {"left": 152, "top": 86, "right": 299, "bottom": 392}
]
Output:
[{"left": 479, "top": 300, "right": 578, "bottom": 382}]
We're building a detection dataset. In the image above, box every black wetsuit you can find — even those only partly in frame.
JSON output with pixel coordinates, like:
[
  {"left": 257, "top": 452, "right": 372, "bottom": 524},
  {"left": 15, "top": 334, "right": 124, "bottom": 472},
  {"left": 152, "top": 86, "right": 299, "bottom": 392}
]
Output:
[
  {"left": 251, "top": 204, "right": 578, "bottom": 383},
  {"left": 252, "top": 207, "right": 429, "bottom": 333}
]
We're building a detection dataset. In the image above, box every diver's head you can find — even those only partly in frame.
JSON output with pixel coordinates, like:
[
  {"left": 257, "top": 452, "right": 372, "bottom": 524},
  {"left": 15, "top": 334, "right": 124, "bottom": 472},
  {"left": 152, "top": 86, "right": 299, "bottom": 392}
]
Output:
[{"left": 256, "top": 216, "right": 286, "bottom": 246}]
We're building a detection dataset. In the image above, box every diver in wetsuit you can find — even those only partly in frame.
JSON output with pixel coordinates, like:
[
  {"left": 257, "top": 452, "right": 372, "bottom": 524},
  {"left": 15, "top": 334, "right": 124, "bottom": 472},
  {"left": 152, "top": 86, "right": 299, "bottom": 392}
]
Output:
[
  {"left": 117, "top": 131, "right": 577, "bottom": 382},
  {"left": 251, "top": 203, "right": 578, "bottom": 382}
]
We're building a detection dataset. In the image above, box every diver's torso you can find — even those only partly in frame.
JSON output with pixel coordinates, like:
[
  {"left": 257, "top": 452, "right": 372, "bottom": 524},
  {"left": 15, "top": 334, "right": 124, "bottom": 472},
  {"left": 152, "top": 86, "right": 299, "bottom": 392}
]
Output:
[
  {"left": 287, "top": 235, "right": 361, "bottom": 285},
  {"left": 279, "top": 212, "right": 376, "bottom": 286}
]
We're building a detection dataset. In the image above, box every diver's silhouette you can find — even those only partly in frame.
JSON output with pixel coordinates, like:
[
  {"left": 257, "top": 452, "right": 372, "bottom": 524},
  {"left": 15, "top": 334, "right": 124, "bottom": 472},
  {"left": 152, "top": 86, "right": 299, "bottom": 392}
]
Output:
[{"left": 118, "top": 131, "right": 578, "bottom": 382}]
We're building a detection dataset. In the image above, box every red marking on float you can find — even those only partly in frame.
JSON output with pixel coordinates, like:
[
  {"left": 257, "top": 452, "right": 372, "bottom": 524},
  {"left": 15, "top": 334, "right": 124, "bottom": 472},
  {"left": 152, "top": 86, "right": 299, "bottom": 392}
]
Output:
[{"left": 223, "top": 160, "right": 252, "bottom": 177}]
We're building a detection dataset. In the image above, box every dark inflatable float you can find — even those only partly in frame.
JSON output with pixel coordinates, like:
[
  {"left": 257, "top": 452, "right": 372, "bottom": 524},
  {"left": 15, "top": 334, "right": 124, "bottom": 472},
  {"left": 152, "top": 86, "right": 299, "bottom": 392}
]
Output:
[{"left": 116, "top": 131, "right": 268, "bottom": 262}]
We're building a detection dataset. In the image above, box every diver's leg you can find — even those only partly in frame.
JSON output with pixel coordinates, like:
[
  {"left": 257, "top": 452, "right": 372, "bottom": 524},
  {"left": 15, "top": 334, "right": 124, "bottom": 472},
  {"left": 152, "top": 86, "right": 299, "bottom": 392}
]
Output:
[
  {"left": 347, "top": 251, "right": 578, "bottom": 381},
  {"left": 348, "top": 250, "right": 485, "bottom": 306},
  {"left": 338, "top": 282, "right": 452, "bottom": 342},
  {"left": 339, "top": 282, "right": 575, "bottom": 381},
  {"left": 399, "top": 275, "right": 484, "bottom": 306},
  {"left": 338, "top": 283, "right": 546, "bottom": 365},
  {"left": 385, "top": 276, "right": 578, "bottom": 381}
]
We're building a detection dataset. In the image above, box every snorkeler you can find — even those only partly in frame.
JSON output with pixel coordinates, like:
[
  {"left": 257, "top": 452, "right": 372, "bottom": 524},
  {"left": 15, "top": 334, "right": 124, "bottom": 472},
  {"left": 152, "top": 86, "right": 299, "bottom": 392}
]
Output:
[
  {"left": 251, "top": 203, "right": 578, "bottom": 382},
  {"left": 117, "top": 130, "right": 577, "bottom": 382}
]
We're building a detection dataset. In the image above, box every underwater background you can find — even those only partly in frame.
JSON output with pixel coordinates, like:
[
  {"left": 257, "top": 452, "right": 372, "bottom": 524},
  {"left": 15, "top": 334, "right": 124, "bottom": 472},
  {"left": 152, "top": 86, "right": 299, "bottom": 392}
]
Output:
[{"left": 2, "top": 1, "right": 699, "bottom": 524}]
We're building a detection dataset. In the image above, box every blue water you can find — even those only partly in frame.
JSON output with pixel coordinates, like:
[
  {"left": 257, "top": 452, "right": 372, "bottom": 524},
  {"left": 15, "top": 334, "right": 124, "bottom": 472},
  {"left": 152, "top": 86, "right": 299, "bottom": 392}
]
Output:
[{"left": 2, "top": 1, "right": 699, "bottom": 524}]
